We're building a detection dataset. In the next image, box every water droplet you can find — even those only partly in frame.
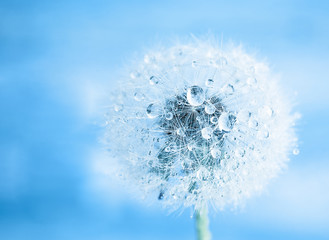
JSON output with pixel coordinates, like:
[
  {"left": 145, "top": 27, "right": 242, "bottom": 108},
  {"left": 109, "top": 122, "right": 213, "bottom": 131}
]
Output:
[
  {"left": 222, "top": 84, "right": 234, "bottom": 95},
  {"left": 215, "top": 57, "right": 227, "bottom": 67},
  {"left": 165, "top": 112, "right": 173, "bottom": 120},
  {"left": 146, "top": 103, "right": 161, "bottom": 119},
  {"left": 192, "top": 60, "right": 199, "bottom": 68},
  {"left": 187, "top": 86, "right": 205, "bottom": 106},
  {"left": 130, "top": 71, "right": 140, "bottom": 79},
  {"left": 173, "top": 64, "right": 180, "bottom": 72},
  {"left": 158, "top": 191, "right": 164, "bottom": 200},
  {"left": 144, "top": 54, "right": 156, "bottom": 64},
  {"left": 248, "top": 118, "right": 259, "bottom": 128},
  {"left": 258, "top": 129, "right": 269, "bottom": 139},
  {"left": 259, "top": 106, "right": 274, "bottom": 118},
  {"left": 235, "top": 149, "right": 245, "bottom": 157},
  {"left": 293, "top": 148, "right": 300, "bottom": 155},
  {"left": 149, "top": 76, "right": 159, "bottom": 85},
  {"left": 201, "top": 127, "right": 213, "bottom": 140},
  {"left": 248, "top": 66, "right": 255, "bottom": 74},
  {"left": 211, "top": 148, "right": 221, "bottom": 158},
  {"left": 247, "top": 77, "right": 257, "bottom": 85},
  {"left": 196, "top": 167, "right": 209, "bottom": 181},
  {"left": 237, "top": 110, "right": 251, "bottom": 123},
  {"left": 114, "top": 104, "right": 123, "bottom": 112},
  {"left": 205, "top": 79, "right": 214, "bottom": 87},
  {"left": 187, "top": 142, "right": 194, "bottom": 151},
  {"left": 205, "top": 102, "right": 216, "bottom": 114},
  {"left": 176, "top": 128, "right": 185, "bottom": 137},
  {"left": 177, "top": 48, "right": 183, "bottom": 56},
  {"left": 134, "top": 91, "right": 144, "bottom": 101},
  {"left": 210, "top": 116, "right": 218, "bottom": 124},
  {"left": 135, "top": 112, "right": 143, "bottom": 119},
  {"left": 218, "top": 112, "right": 235, "bottom": 131}
]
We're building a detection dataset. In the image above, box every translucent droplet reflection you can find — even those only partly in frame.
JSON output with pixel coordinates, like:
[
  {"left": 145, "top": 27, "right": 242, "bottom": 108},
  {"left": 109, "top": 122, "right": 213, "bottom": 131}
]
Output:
[
  {"left": 192, "top": 60, "right": 199, "bottom": 68},
  {"left": 205, "top": 79, "right": 214, "bottom": 87},
  {"left": 211, "top": 148, "right": 221, "bottom": 158},
  {"left": 235, "top": 149, "right": 245, "bottom": 157},
  {"left": 165, "top": 112, "right": 173, "bottom": 120},
  {"left": 222, "top": 84, "right": 234, "bottom": 95},
  {"left": 247, "top": 77, "right": 257, "bottom": 85},
  {"left": 146, "top": 103, "right": 161, "bottom": 119},
  {"left": 205, "top": 102, "right": 216, "bottom": 114},
  {"left": 149, "top": 76, "right": 159, "bottom": 85},
  {"left": 258, "top": 129, "right": 269, "bottom": 139},
  {"left": 201, "top": 127, "right": 213, "bottom": 140},
  {"left": 218, "top": 113, "right": 235, "bottom": 131},
  {"left": 237, "top": 110, "right": 251, "bottom": 123},
  {"left": 187, "top": 86, "right": 205, "bottom": 106},
  {"left": 176, "top": 128, "right": 185, "bottom": 136},
  {"left": 134, "top": 91, "right": 144, "bottom": 101},
  {"left": 210, "top": 116, "right": 218, "bottom": 124},
  {"left": 248, "top": 119, "right": 259, "bottom": 128},
  {"left": 187, "top": 142, "right": 194, "bottom": 151},
  {"left": 293, "top": 148, "right": 300, "bottom": 155},
  {"left": 114, "top": 104, "right": 123, "bottom": 112}
]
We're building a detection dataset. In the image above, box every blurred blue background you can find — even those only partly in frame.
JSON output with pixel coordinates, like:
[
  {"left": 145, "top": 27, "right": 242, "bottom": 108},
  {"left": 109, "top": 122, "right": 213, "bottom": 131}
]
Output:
[{"left": 1, "top": 0, "right": 329, "bottom": 239}]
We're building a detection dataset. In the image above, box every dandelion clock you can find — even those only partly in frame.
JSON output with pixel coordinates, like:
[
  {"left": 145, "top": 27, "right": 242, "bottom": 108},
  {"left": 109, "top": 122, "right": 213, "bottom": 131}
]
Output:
[{"left": 103, "top": 38, "right": 298, "bottom": 240}]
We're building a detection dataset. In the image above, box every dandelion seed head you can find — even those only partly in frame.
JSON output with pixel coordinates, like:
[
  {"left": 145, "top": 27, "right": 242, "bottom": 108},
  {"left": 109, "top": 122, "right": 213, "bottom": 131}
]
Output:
[{"left": 104, "top": 39, "right": 298, "bottom": 211}]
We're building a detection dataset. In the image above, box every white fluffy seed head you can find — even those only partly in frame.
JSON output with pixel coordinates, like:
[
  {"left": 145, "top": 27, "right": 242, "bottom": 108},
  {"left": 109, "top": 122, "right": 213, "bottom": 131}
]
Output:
[{"left": 104, "top": 39, "right": 298, "bottom": 212}]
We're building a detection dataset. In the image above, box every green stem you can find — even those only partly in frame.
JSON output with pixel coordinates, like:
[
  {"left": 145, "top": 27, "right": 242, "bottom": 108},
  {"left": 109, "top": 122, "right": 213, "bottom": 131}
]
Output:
[{"left": 195, "top": 207, "right": 211, "bottom": 240}]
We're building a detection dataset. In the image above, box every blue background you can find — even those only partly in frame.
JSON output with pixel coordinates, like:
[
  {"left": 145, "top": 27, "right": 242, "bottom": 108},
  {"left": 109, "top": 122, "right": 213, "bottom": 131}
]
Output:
[{"left": 1, "top": 0, "right": 329, "bottom": 239}]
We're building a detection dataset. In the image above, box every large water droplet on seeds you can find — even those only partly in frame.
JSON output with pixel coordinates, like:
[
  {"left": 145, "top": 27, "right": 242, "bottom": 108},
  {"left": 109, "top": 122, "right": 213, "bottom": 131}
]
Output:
[
  {"left": 146, "top": 103, "right": 161, "bottom": 119},
  {"left": 201, "top": 127, "right": 213, "bottom": 140},
  {"left": 187, "top": 86, "right": 205, "bottom": 106},
  {"left": 211, "top": 148, "right": 221, "bottom": 158},
  {"left": 218, "top": 112, "right": 235, "bottom": 131},
  {"left": 205, "top": 102, "right": 216, "bottom": 114}
]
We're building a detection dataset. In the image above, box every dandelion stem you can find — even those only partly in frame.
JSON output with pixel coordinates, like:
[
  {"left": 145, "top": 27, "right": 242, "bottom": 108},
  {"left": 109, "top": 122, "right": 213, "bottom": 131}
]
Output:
[{"left": 195, "top": 207, "right": 211, "bottom": 240}]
